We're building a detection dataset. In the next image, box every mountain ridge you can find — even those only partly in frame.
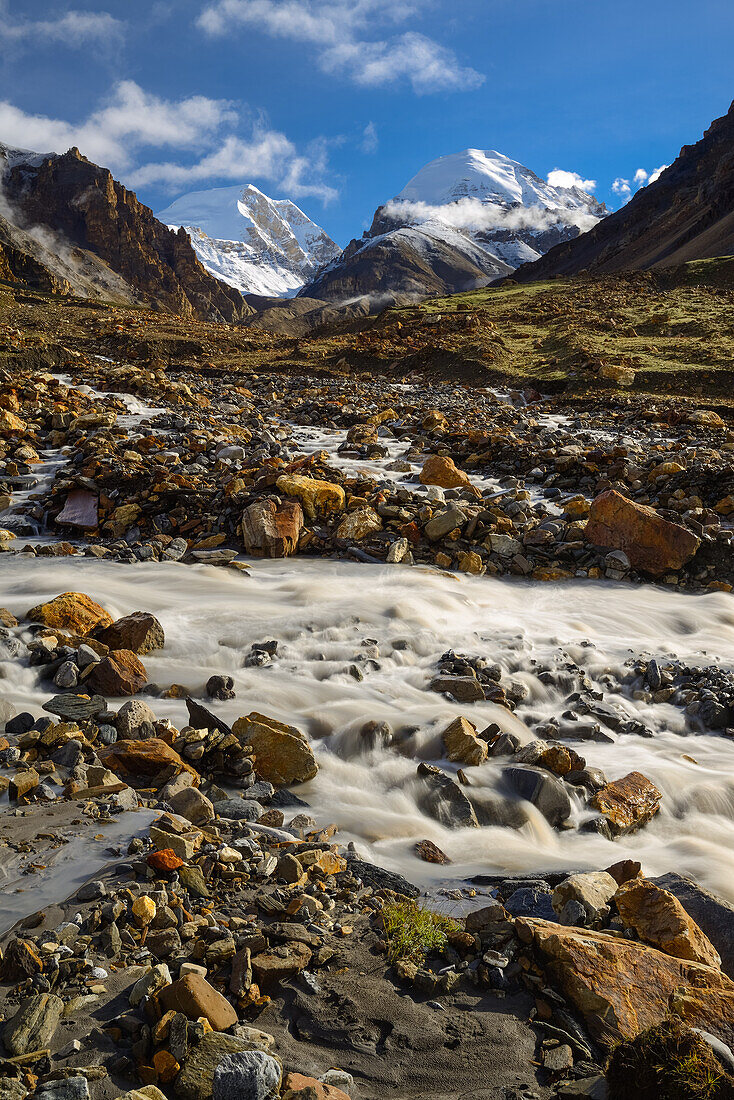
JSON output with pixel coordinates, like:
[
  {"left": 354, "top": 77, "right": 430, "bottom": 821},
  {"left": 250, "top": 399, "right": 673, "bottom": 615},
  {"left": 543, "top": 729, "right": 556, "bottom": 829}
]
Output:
[
  {"left": 512, "top": 100, "right": 734, "bottom": 281},
  {"left": 156, "top": 184, "right": 341, "bottom": 298}
]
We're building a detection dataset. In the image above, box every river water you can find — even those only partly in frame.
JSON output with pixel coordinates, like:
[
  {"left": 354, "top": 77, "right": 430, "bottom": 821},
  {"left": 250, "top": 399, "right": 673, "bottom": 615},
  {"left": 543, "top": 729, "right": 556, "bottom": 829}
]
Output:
[{"left": 2, "top": 554, "right": 733, "bottom": 903}]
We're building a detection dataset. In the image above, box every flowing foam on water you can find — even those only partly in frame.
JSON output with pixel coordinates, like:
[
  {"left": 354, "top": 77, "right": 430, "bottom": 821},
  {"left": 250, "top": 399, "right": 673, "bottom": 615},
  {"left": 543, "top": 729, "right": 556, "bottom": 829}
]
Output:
[{"left": 2, "top": 555, "right": 733, "bottom": 901}]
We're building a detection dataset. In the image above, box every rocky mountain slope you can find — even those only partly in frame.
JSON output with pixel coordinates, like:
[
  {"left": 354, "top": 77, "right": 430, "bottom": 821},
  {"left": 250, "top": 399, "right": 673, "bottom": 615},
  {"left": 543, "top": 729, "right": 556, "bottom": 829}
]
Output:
[
  {"left": 157, "top": 184, "right": 341, "bottom": 298},
  {"left": 514, "top": 100, "right": 734, "bottom": 281},
  {"left": 301, "top": 148, "right": 606, "bottom": 303},
  {"left": 0, "top": 145, "right": 250, "bottom": 321}
]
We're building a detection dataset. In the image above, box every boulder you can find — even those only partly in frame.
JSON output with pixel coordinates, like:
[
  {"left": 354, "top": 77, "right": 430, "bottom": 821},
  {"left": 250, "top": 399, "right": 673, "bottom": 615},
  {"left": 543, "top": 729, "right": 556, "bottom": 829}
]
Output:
[
  {"left": 241, "top": 498, "right": 303, "bottom": 558},
  {"left": 232, "top": 712, "right": 317, "bottom": 786},
  {"left": 503, "top": 765, "right": 572, "bottom": 827},
  {"left": 97, "top": 612, "right": 164, "bottom": 654},
  {"left": 116, "top": 699, "right": 157, "bottom": 739},
  {"left": 516, "top": 917, "right": 734, "bottom": 1048},
  {"left": 653, "top": 872, "right": 734, "bottom": 978},
  {"left": 214, "top": 1052, "right": 281, "bottom": 1100},
  {"left": 86, "top": 650, "right": 147, "bottom": 696},
  {"left": 424, "top": 506, "right": 467, "bottom": 542},
  {"left": 552, "top": 872, "right": 618, "bottom": 925},
  {"left": 26, "top": 592, "right": 112, "bottom": 634},
  {"left": 100, "top": 739, "right": 199, "bottom": 785},
  {"left": 55, "top": 489, "right": 98, "bottom": 529},
  {"left": 590, "top": 771, "right": 661, "bottom": 835},
  {"left": 175, "top": 1034, "right": 253, "bottom": 1100},
  {"left": 157, "top": 973, "right": 237, "bottom": 1030},
  {"left": 615, "top": 877, "right": 721, "bottom": 968},
  {"left": 336, "top": 507, "right": 382, "bottom": 541},
  {"left": 275, "top": 474, "right": 344, "bottom": 521},
  {"left": 416, "top": 762, "right": 479, "bottom": 829},
  {"left": 420, "top": 455, "right": 480, "bottom": 497},
  {"left": 584, "top": 490, "right": 700, "bottom": 576},
  {"left": 442, "top": 716, "right": 488, "bottom": 766},
  {"left": 2, "top": 993, "right": 63, "bottom": 1055},
  {"left": 167, "top": 786, "right": 215, "bottom": 825}
]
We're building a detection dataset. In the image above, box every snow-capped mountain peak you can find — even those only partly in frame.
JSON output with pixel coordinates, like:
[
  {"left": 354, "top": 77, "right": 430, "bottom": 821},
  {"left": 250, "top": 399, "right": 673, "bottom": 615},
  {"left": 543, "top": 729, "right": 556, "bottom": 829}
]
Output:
[
  {"left": 374, "top": 148, "right": 608, "bottom": 270},
  {"left": 156, "top": 184, "right": 340, "bottom": 299},
  {"left": 395, "top": 148, "right": 600, "bottom": 213}
]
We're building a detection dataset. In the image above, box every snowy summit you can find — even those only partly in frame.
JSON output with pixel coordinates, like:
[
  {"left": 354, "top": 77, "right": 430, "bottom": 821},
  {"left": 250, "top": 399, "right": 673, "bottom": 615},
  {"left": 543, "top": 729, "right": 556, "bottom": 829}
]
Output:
[{"left": 156, "top": 184, "right": 341, "bottom": 298}]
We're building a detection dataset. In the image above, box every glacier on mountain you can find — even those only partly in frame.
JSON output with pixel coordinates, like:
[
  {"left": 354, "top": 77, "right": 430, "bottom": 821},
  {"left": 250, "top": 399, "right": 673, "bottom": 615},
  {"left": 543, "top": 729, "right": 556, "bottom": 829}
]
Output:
[
  {"left": 156, "top": 184, "right": 341, "bottom": 298},
  {"left": 374, "top": 148, "right": 608, "bottom": 269}
]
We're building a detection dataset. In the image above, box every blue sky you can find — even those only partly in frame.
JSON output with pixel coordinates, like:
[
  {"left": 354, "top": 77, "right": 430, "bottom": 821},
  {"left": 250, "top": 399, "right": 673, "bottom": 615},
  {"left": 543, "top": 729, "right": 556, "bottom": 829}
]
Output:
[{"left": 1, "top": 0, "right": 733, "bottom": 245}]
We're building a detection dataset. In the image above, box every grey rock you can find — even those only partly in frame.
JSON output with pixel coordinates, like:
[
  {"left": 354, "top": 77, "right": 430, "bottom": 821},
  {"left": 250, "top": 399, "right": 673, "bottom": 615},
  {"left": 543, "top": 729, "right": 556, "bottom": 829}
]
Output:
[
  {"left": 42, "top": 694, "right": 107, "bottom": 721},
  {"left": 53, "top": 661, "right": 79, "bottom": 689},
  {"left": 2, "top": 993, "right": 63, "bottom": 1055},
  {"left": 213, "top": 1051, "right": 281, "bottom": 1100},
  {"left": 319, "top": 1070, "right": 354, "bottom": 1096},
  {"left": 502, "top": 765, "right": 572, "bottom": 826},
  {"left": 76, "top": 880, "right": 106, "bottom": 902},
  {"left": 215, "top": 798, "right": 262, "bottom": 821},
  {"left": 503, "top": 886, "right": 556, "bottom": 920},
  {"left": 175, "top": 1034, "right": 254, "bottom": 1100},
  {"left": 116, "top": 699, "right": 158, "bottom": 739},
  {"left": 552, "top": 871, "right": 618, "bottom": 925},
  {"left": 35, "top": 1078, "right": 89, "bottom": 1100},
  {"left": 346, "top": 856, "right": 419, "bottom": 899},
  {"left": 416, "top": 762, "right": 479, "bottom": 829},
  {"left": 424, "top": 506, "right": 467, "bottom": 542}
]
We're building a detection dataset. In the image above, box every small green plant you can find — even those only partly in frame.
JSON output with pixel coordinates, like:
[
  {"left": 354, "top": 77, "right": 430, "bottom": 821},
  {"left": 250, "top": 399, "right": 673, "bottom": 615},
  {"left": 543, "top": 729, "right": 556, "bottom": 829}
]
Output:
[
  {"left": 381, "top": 899, "right": 458, "bottom": 965},
  {"left": 606, "top": 1018, "right": 733, "bottom": 1100}
]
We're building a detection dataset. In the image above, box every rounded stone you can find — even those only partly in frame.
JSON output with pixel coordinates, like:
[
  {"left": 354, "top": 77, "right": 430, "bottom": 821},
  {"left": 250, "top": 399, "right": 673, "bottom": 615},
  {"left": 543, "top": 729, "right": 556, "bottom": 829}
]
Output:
[{"left": 213, "top": 1051, "right": 281, "bottom": 1100}]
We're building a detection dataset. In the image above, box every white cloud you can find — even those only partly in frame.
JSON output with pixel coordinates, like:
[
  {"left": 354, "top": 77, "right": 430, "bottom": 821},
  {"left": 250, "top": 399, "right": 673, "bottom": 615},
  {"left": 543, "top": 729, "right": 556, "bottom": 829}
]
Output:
[
  {"left": 383, "top": 196, "right": 601, "bottom": 235},
  {"left": 0, "top": 81, "right": 336, "bottom": 202},
  {"left": 196, "top": 0, "right": 484, "bottom": 93},
  {"left": 0, "top": 81, "right": 235, "bottom": 169},
  {"left": 547, "top": 168, "right": 597, "bottom": 194},
  {"left": 0, "top": 2, "right": 123, "bottom": 48},
  {"left": 612, "top": 163, "right": 670, "bottom": 205},
  {"left": 361, "top": 121, "right": 378, "bottom": 154}
]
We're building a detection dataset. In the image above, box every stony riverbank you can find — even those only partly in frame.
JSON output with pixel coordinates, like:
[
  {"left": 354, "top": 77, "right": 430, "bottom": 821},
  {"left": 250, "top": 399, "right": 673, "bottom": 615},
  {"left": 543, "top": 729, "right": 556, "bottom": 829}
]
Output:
[{"left": 1, "top": 294, "right": 734, "bottom": 1099}]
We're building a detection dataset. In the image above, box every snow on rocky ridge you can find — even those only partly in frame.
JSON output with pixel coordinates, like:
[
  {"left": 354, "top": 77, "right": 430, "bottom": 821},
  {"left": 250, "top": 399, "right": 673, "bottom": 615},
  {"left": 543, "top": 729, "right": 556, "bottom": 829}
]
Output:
[
  {"left": 156, "top": 184, "right": 341, "bottom": 299},
  {"left": 377, "top": 148, "right": 608, "bottom": 269}
]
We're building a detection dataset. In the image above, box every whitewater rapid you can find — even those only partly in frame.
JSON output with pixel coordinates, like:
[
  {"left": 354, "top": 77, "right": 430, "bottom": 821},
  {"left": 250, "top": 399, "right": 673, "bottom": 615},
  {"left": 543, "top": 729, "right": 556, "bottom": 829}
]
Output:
[{"left": 2, "top": 555, "right": 734, "bottom": 903}]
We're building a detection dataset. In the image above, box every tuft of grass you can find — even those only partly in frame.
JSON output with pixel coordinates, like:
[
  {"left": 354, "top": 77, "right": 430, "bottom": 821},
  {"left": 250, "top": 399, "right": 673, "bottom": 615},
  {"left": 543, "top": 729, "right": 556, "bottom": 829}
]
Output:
[
  {"left": 606, "top": 1018, "right": 734, "bottom": 1100},
  {"left": 381, "top": 899, "right": 458, "bottom": 965}
]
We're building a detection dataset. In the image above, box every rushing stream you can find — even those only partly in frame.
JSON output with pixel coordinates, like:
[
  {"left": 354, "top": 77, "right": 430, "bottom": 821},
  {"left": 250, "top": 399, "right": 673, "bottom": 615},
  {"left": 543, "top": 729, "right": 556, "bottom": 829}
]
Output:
[{"left": 2, "top": 555, "right": 734, "bottom": 903}]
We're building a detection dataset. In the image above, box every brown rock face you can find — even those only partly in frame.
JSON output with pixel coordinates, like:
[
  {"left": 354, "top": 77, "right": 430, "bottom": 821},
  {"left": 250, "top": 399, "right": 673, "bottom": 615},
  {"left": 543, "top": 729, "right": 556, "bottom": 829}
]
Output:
[
  {"left": 584, "top": 490, "right": 700, "bottom": 575},
  {"left": 157, "top": 973, "right": 237, "bottom": 1031},
  {"left": 442, "top": 716, "right": 488, "bottom": 766},
  {"left": 97, "top": 612, "right": 165, "bottom": 655},
  {"left": 232, "top": 712, "right": 318, "bottom": 786},
  {"left": 591, "top": 771, "right": 662, "bottom": 835},
  {"left": 614, "top": 878, "right": 721, "bottom": 969},
  {"left": 516, "top": 917, "right": 734, "bottom": 1048},
  {"left": 4, "top": 148, "right": 248, "bottom": 322},
  {"left": 100, "top": 738, "right": 199, "bottom": 785},
  {"left": 241, "top": 498, "right": 303, "bottom": 557},
  {"left": 26, "top": 591, "right": 113, "bottom": 634},
  {"left": 86, "top": 649, "right": 147, "bottom": 696}
]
